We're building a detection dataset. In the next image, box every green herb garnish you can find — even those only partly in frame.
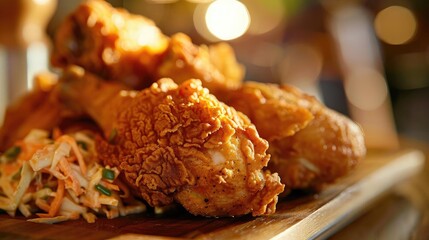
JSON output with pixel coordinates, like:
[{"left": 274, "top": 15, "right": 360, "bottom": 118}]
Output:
[
  {"left": 4, "top": 146, "right": 21, "bottom": 158},
  {"left": 76, "top": 140, "right": 88, "bottom": 151},
  {"left": 95, "top": 184, "right": 112, "bottom": 196},
  {"left": 1, "top": 146, "right": 21, "bottom": 163},
  {"left": 102, "top": 168, "right": 115, "bottom": 180}
]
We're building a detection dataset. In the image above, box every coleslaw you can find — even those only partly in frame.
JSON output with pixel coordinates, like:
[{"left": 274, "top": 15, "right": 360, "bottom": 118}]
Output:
[{"left": 0, "top": 129, "right": 146, "bottom": 224}]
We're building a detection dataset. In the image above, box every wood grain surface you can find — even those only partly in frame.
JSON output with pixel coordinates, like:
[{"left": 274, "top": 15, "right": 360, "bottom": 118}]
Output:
[{"left": 0, "top": 149, "right": 424, "bottom": 240}]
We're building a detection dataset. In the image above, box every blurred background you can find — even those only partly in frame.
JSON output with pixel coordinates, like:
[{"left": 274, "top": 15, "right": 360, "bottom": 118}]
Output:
[{"left": 1, "top": 0, "right": 428, "bottom": 146}]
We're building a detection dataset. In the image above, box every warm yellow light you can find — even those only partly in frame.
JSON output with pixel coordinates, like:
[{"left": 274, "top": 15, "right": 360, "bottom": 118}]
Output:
[
  {"left": 374, "top": 6, "right": 417, "bottom": 45},
  {"left": 34, "top": 0, "right": 50, "bottom": 5},
  {"left": 187, "top": 0, "right": 212, "bottom": 3},
  {"left": 205, "top": 0, "right": 250, "bottom": 41},
  {"left": 344, "top": 68, "right": 388, "bottom": 111},
  {"left": 145, "top": 0, "right": 178, "bottom": 3},
  {"left": 244, "top": 0, "right": 284, "bottom": 35}
]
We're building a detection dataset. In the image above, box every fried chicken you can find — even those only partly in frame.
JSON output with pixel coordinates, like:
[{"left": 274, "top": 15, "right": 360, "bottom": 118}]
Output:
[
  {"left": 52, "top": 0, "right": 244, "bottom": 92},
  {"left": 156, "top": 33, "right": 244, "bottom": 93},
  {"left": 51, "top": 0, "right": 169, "bottom": 89},
  {"left": 217, "top": 82, "right": 366, "bottom": 193},
  {"left": 59, "top": 66, "right": 284, "bottom": 217}
]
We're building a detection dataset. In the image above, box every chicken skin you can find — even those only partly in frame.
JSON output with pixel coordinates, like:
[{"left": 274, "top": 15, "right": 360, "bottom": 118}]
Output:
[
  {"left": 217, "top": 82, "right": 366, "bottom": 193},
  {"left": 156, "top": 33, "right": 244, "bottom": 93},
  {"left": 52, "top": 0, "right": 244, "bottom": 92},
  {"left": 51, "top": 0, "right": 169, "bottom": 89},
  {"left": 59, "top": 66, "right": 284, "bottom": 217}
]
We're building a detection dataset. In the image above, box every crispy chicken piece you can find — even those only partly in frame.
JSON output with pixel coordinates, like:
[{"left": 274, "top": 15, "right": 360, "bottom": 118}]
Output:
[
  {"left": 156, "top": 33, "right": 244, "bottom": 93},
  {"left": 52, "top": 0, "right": 244, "bottom": 92},
  {"left": 51, "top": 0, "right": 169, "bottom": 89},
  {"left": 217, "top": 82, "right": 366, "bottom": 193},
  {"left": 59, "top": 66, "right": 284, "bottom": 217}
]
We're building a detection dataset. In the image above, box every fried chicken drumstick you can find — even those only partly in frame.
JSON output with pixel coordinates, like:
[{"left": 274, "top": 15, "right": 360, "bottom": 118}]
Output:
[
  {"left": 217, "top": 82, "right": 366, "bottom": 193},
  {"left": 59, "top": 66, "right": 284, "bottom": 217},
  {"left": 52, "top": 0, "right": 244, "bottom": 92}
]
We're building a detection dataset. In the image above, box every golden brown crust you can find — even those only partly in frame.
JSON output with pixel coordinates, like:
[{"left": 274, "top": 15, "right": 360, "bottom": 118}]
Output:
[
  {"left": 52, "top": 1, "right": 244, "bottom": 93},
  {"left": 60, "top": 72, "right": 284, "bottom": 216},
  {"left": 52, "top": 0, "right": 169, "bottom": 89},
  {"left": 156, "top": 33, "right": 244, "bottom": 93},
  {"left": 217, "top": 81, "right": 366, "bottom": 193},
  {"left": 216, "top": 82, "right": 314, "bottom": 141}
]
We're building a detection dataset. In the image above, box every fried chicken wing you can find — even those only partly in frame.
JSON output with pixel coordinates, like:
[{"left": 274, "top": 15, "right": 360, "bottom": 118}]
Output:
[
  {"left": 59, "top": 66, "right": 284, "bottom": 217},
  {"left": 51, "top": 0, "right": 169, "bottom": 89},
  {"left": 217, "top": 82, "right": 366, "bottom": 193},
  {"left": 156, "top": 33, "right": 244, "bottom": 93},
  {"left": 52, "top": 0, "right": 244, "bottom": 92}
]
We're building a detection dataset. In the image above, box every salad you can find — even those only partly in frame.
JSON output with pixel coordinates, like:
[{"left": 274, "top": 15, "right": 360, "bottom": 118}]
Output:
[{"left": 0, "top": 129, "right": 146, "bottom": 224}]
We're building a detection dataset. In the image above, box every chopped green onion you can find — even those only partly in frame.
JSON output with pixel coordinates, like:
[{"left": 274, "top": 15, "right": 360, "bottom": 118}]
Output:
[
  {"left": 76, "top": 140, "right": 88, "bottom": 151},
  {"left": 95, "top": 184, "right": 112, "bottom": 196},
  {"left": 102, "top": 168, "right": 115, "bottom": 180},
  {"left": 108, "top": 128, "right": 117, "bottom": 143},
  {"left": 3, "top": 146, "right": 21, "bottom": 159}
]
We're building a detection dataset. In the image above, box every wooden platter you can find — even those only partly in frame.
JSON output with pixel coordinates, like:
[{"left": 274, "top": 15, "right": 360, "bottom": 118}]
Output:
[{"left": 0, "top": 149, "right": 425, "bottom": 240}]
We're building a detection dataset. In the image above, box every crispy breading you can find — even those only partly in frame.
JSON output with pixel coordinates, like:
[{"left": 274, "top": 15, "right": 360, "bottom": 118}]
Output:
[
  {"left": 216, "top": 82, "right": 314, "bottom": 141},
  {"left": 59, "top": 67, "right": 284, "bottom": 217},
  {"left": 156, "top": 33, "right": 244, "bottom": 93},
  {"left": 52, "top": 0, "right": 244, "bottom": 92},
  {"left": 51, "top": 0, "right": 169, "bottom": 89},
  {"left": 217, "top": 82, "right": 366, "bottom": 193}
]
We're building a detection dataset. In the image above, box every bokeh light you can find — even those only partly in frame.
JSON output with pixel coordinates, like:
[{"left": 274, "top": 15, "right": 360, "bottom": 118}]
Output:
[
  {"left": 278, "top": 44, "right": 323, "bottom": 98},
  {"left": 145, "top": 0, "right": 178, "bottom": 3},
  {"left": 243, "top": 0, "right": 284, "bottom": 35},
  {"left": 34, "top": 0, "right": 51, "bottom": 5},
  {"left": 374, "top": 6, "right": 417, "bottom": 45},
  {"left": 204, "top": 0, "right": 250, "bottom": 41},
  {"left": 344, "top": 68, "right": 388, "bottom": 111}
]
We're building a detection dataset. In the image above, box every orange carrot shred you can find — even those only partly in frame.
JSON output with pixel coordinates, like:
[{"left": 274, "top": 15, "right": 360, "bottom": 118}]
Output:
[
  {"left": 66, "top": 156, "right": 77, "bottom": 162},
  {"left": 101, "top": 180, "right": 120, "bottom": 191},
  {"left": 57, "top": 136, "right": 87, "bottom": 175},
  {"left": 48, "top": 180, "right": 65, "bottom": 217},
  {"left": 35, "top": 199, "right": 51, "bottom": 212}
]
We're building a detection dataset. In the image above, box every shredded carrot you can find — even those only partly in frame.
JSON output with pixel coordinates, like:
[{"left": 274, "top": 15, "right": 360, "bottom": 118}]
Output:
[
  {"left": 48, "top": 180, "right": 65, "bottom": 217},
  {"left": 1, "top": 130, "right": 147, "bottom": 223},
  {"left": 66, "top": 156, "right": 77, "bottom": 162},
  {"left": 101, "top": 180, "right": 120, "bottom": 191},
  {"left": 35, "top": 199, "right": 51, "bottom": 212},
  {"left": 58, "top": 158, "right": 83, "bottom": 195},
  {"left": 57, "top": 136, "right": 87, "bottom": 175}
]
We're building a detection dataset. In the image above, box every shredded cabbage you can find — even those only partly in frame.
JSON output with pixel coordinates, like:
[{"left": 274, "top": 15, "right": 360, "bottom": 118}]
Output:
[{"left": 0, "top": 129, "right": 146, "bottom": 223}]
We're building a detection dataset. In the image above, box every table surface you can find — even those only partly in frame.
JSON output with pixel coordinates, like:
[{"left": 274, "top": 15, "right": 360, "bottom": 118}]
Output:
[
  {"left": 330, "top": 139, "right": 429, "bottom": 240},
  {"left": 0, "top": 147, "right": 426, "bottom": 240}
]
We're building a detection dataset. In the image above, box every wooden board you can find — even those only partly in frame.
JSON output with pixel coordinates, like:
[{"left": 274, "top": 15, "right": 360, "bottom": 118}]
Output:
[{"left": 0, "top": 149, "right": 425, "bottom": 240}]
